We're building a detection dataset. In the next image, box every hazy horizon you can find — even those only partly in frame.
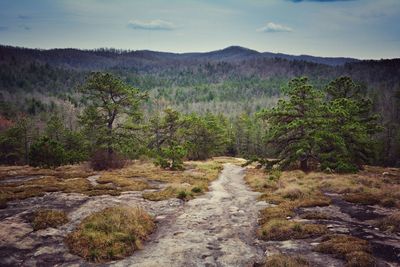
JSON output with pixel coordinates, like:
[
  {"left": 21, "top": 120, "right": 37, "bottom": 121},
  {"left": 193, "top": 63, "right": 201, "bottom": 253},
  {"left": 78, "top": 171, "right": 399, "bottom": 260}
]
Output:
[{"left": 1, "top": 0, "right": 399, "bottom": 60}]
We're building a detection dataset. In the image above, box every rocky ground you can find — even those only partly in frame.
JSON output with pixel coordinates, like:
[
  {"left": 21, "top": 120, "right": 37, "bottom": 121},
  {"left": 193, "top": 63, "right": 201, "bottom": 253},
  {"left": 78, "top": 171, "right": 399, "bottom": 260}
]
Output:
[{"left": 0, "top": 162, "right": 399, "bottom": 266}]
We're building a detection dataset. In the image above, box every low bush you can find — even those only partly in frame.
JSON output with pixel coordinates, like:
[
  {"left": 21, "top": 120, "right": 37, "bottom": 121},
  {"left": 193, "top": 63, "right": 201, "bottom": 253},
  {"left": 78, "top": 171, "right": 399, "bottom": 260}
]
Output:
[
  {"left": 177, "top": 190, "right": 193, "bottom": 201},
  {"left": 29, "top": 136, "right": 67, "bottom": 168},
  {"left": 89, "top": 149, "right": 126, "bottom": 171},
  {"left": 268, "top": 169, "right": 282, "bottom": 181},
  {"left": 154, "top": 145, "right": 186, "bottom": 171},
  {"left": 191, "top": 186, "right": 202, "bottom": 193}
]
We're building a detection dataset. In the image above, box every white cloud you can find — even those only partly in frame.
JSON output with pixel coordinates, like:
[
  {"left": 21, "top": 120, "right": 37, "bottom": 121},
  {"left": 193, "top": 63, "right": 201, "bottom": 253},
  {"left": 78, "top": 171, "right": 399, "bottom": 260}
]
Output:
[
  {"left": 127, "top": 19, "right": 176, "bottom": 31},
  {"left": 257, "top": 22, "right": 293, "bottom": 33}
]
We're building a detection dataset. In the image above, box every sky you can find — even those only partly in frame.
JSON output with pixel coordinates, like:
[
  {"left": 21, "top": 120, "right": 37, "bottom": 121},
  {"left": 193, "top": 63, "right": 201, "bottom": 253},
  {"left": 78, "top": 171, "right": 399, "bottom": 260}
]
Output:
[{"left": 0, "top": 0, "right": 399, "bottom": 59}]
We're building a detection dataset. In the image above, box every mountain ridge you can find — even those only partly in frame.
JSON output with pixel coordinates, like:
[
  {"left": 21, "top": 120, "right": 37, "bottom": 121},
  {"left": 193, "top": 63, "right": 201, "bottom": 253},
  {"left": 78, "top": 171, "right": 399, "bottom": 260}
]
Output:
[{"left": 0, "top": 44, "right": 363, "bottom": 67}]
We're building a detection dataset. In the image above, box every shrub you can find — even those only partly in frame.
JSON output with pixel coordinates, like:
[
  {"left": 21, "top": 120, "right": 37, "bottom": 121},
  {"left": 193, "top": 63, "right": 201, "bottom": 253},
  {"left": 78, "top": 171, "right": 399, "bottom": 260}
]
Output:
[
  {"left": 154, "top": 145, "right": 186, "bottom": 170},
  {"left": 191, "top": 187, "right": 202, "bottom": 193},
  {"left": 65, "top": 206, "right": 155, "bottom": 262},
  {"left": 29, "top": 136, "right": 67, "bottom": 168},
  {"left": 177, "top": 190, "right": 192, "bottom": 200},
  {"left": 335, "top": 162, "right": 359, "bottom": 173},
  {"left": 89, "top": 149, "right": 126, "bottom": 171},
  {"left": 31, "top": 209, "right": 69, "bottom": 230},
  {"left": 268, "top": 169, "right": 282, "bottom": 181}
]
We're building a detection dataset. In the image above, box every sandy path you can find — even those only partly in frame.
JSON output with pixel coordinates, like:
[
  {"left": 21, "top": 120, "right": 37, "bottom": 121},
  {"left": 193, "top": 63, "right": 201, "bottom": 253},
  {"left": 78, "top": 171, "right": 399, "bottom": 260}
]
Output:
[{"left": 109, "top": 163, "right": 268, "bottom": 267}]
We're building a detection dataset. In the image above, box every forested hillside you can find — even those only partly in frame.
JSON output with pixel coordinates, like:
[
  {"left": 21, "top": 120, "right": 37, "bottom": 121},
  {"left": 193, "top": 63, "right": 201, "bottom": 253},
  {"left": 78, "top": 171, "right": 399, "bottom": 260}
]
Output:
[{"left": 0, "top": 45, "right": 399, "bottom": 166}]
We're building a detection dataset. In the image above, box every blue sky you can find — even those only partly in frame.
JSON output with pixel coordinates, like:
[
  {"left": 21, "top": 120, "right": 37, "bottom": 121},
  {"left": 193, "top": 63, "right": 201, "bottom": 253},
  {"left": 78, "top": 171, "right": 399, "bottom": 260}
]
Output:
[{"left": 0, "top": 0, "right": 399, "bottom": 59}]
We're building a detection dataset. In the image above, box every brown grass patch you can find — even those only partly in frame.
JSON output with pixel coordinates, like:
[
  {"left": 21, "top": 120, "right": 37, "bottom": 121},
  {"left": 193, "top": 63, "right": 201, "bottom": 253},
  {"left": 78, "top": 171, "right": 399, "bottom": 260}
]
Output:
[
  {"left": 314, "top": 234, "right": 375, "bottom": 267},
  {"left": 375, "top": 212, "right": 400, "bottom": 233},
  {"left": 65, "top": 206, "right": 155, "bottom": 262},
  {"left": 30, "top": 209, "right": 69, "bottom": 230},
  {"left": 258, "top": 219, "right": 327, "bottom": 241},
  {"left": 300, "top": 211, "right": 331, "bottom": 220},
  {"left": 343, "top": 193, "right": 380, "bottom": 205},
  {"left": 0, "top": 158, "right": 225, "bottom": 205},
  {"left": 264, "top": 254, "right": 310, "bottom": 267}
]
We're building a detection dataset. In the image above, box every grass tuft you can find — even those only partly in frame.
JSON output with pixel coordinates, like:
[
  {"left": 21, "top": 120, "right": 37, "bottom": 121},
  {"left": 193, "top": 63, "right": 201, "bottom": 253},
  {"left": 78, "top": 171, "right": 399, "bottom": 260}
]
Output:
[
  {"left": 375, "top": 212, "right": 400, "bottom": 233},
  {"left": 300, "top": 211, "right": 331, "bottom": 220},
  {"left": 264, "top": 253, "right": 310, "bottom": 267},
  {"left": 31, "top": 209, "right": 69, "bottom": 230},
  {"left": 314, "top": 234, "right": 375, "bottom": 267},
  {"left": 65, "top": 206, "right": 155, "bottom": 262},
  {"left": 258, "top": 219, "right": 327, "bottom": 241}
]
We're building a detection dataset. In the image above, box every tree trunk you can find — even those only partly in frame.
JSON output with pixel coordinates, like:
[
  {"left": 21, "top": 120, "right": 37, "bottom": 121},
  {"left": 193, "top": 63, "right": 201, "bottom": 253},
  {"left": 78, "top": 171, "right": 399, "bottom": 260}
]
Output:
[
  {"left": 107, "top": 121, "right": 113, "bottom": 159},
  {"left": 300, "top": 158, "right": 308, "bottom": 172}
]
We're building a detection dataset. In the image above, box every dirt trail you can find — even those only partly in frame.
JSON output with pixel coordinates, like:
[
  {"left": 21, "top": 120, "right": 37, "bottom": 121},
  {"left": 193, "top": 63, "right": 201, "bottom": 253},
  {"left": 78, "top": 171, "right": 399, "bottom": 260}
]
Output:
[{"left": 109, "top": 163, "right": 268, "bottom": 267}]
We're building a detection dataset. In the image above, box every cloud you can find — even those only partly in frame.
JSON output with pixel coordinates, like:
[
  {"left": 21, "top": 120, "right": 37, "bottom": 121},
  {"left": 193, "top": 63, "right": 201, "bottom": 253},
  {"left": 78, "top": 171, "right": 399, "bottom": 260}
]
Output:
[
  {"left": 257, "top": 22, "right": 293, "bottom": 33},
  {"left": 127, "top": 19, "right": 176, "bottom": 31}
]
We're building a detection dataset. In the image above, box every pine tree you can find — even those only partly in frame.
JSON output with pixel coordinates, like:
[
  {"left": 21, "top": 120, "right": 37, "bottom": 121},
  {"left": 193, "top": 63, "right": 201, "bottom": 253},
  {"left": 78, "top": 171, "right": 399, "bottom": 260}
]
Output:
[
  {"left": 260, "top": 77, "right": 323, "bottom": 171},
  {"left": 322, "top": 76, "right": 380, "bottom": 171},
  {"left": 79, "top": 72, "right": 147, "bottom": 158}
]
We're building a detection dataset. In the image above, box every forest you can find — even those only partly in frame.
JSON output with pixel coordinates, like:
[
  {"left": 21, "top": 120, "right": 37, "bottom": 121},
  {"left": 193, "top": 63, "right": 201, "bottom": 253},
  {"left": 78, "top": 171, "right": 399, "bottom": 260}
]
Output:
[{"left": 0, "top": 45, "right": 399, "bottom": 169}]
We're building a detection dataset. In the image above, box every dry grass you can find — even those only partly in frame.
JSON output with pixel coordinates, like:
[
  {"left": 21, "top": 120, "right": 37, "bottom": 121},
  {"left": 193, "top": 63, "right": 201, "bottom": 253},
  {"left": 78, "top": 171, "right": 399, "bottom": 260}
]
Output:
[
  {"left": 314, "top": 234, "right": 375, "bottom": 267},
  {"left": 300, "top": 211, "right": 331, "bottom": 220},
  {"left": 247, "top": 167, "right": 331, "bottom": 241},
  {"left": 246, "top": 165, "right": 400, "bottom": 212},
  {"left": 97, "top": 174, "right": 150, "bottom": 191},
  {"left": 0, "top": 158, "right": 226, "bottom": 205},
  {"left": 141, "top": 159, "right": 223, "bottom": 201},
  {"left": 30, "top": 209, "right": 69, "bottom": 230},
  {"left": 258, "top": 219, "right": 327, "bottom": 241},
  {"left": 343, "top": 193, "right": 381, "bottom": 205},
  {"left": 375, "top": 211, "right": 400, "bottom": 233},
  {"left": 65, "top": 206, "right": 155, "bottom": 262},
  {"left": 264, "top": 254, "right": 310, "bottom": 267}
]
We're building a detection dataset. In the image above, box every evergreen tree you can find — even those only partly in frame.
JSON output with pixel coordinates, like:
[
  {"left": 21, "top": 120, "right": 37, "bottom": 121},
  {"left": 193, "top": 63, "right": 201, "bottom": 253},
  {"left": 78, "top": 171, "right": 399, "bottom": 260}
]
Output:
[
  {"left": 149, "top": 108, "right": 186, "bottom": 170},
  {"left": 183, "top": 113, "right": 227, "bottom": 160},
  {"left": 260, "top": 77, "right": 323, "bottom": 171},
  {"left": 79, "top": 72, "right": 147, "bottom": 159},
  {"left": 322, "top": 77, "right": 380, "bottom": 171}
]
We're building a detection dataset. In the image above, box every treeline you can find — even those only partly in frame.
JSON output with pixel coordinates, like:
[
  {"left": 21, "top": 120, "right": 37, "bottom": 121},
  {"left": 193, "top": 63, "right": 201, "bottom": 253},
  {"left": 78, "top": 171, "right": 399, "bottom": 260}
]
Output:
[{"left": 0, "top": 73, "right": 387, "bottom": 172}]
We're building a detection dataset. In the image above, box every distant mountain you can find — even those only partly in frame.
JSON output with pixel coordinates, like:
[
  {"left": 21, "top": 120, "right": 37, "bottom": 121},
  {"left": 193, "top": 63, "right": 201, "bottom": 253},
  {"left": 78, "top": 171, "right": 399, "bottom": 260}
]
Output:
[{"left": 0, "top": 45, "right": 360, "bottom": 70}]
